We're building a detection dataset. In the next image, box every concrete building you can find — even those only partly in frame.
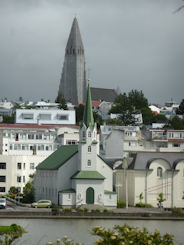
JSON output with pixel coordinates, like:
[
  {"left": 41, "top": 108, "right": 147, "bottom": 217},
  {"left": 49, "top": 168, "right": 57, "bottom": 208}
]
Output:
[
  {"left": 0, "top": 124, "right": 79, "bottom": 195},
  {"left": 115, "top": 152, "right": 184, "bottom": 208},
  {"left": 58, "top": 17, "right": 86, "bottom": 105},
  {"left": 34, "top": 85, "right": 117, "bottom": 207},
  {"left": 15, "top": 109, "right": 75, "bottom": 125}
]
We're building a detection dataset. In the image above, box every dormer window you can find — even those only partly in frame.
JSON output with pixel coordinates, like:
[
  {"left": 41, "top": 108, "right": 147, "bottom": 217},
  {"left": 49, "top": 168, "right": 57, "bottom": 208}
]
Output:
[
  {"left": 157, "top": 167, "right": 163, "bottom": 177},
  {"left": 88, "top": 131, "right": 91, "bottom": 137}
]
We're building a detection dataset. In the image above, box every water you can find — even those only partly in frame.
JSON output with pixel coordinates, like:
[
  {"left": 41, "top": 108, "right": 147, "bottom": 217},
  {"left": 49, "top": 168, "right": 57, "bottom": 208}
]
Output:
[{"left": 0, "top": 218, "right": 183, "bottom": 245}]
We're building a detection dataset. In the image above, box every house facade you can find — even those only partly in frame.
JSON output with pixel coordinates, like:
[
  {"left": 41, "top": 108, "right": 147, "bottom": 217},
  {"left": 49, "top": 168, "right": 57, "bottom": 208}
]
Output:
[
  {"left": 115, "top": 152, "right": 184, "bottom": 208},
  {"left": 34, "top": 85, "right": 117, "bottom": 207}
]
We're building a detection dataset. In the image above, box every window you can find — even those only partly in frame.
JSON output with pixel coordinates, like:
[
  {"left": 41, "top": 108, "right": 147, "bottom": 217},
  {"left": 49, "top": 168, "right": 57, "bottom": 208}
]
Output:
[
  {"left": 87, "top": 160, "right": 91, "bottom": 167},
  {"left": 82, "top": 131, "right": 86, "bottom": 138},
  {"left": 28, "top": 134, "right": 34, "bottom": 139},
  {"left": 39, "top": 114, "right": 51, "bottom": 120},
  {"left": 88, "top": 131, "right": 91, "bottom": 137},
  {"left": 157, "top": 167, "right": 163, "bottom": 177},
  {"left": 17, "top": 187, "right": 21, "bottom": 193},
  {"left": 68, "top": 194, "right": 71, "bottom": 200},
  {"left": 36, "top": 134, "right": 42, "bottom": 140},
  {"left": 10, "top": 144, "right": 13, "bottom": 150},
  {"left": 57, "top": 114, "right": 68, "bottom": 120},
  {"left": 30, "top": 163, "right": 34, "bottom": 170},
  {"left": 173, "top": 143, "right": 180, "bottom": 147},
  {"left": 38, "top": 145, "right": 44, "bottom": 151},
  {"left": 23, "top": 176, "right": 25, "bottom": 183},
  {"left": 88, "top": 146, "right": 91, "bottom": 152},
  {"left": 17, "top": 162, "right": 21, "bottom": 170},
  {"left": 0, "top": 163, "right": 6, "bottom": 169},
  {"left": 23, "top": 163, "right": 26, "bottom": 169},
  {"left": 17, "top": 176, "right": 21, "bottom": 182},
  {"left": 22, "top": 113, "right": 33, "bottom": 119},
  {"left": 0, "top": 176, "right": 6, "bottom": 182},
  {"left": 0, "top": 187, "right": 5, "bottom": 192}
]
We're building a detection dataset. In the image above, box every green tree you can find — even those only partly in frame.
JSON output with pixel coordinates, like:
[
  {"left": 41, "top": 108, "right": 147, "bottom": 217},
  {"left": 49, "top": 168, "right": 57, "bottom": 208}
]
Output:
[
  {"left": 2, "top": 114, "right": 15, "bottom": 124},
  {"left": 55, "top": 93, "right": 68, "bottom": 110},
  {"left": 169, "top": 116, "right": 184, "bottom": 129},
  {"left": 75, "top": 104, "right": 85, "bottom": 124},
  {"left": 128, "top": 89, "right": 148, "bottom": 110},
  {"left": 152, "top": 114, "right": 168, "bottom": 123},
  {"left": 22, "top": 182, "right": 34, "bottom": 203},
  {"left": 93, "top": 112, "right": 103, "bottom": 129},
  {"left": 110, "top": 93, "right": 136, "bottom": 125},
  {"left": 139, "top": 192, "right": 144, "bottom": 203},
  {"left": 141, "top": 107, "right": 154, "bottom": 125},
  {"left": 157, "top": 193, "right": 166, "bottom": 208},
  {"left": 106, "top": 118, "right": 123, "bottom": 126},
  {"left": 176, "top": 99, "right": 184, "bottom": 115},
  {"left": 8, "top": 186, "right": 18, "bottom": 195}
]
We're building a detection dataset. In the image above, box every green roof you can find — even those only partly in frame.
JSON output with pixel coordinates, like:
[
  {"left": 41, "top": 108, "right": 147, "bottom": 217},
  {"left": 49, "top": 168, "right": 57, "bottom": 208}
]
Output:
[
  {"left": 36, "top": 145, "right": 78, "bottom": 170},
  {"left": 83, "top": 84, "right": 94, "bottom": 128},
  {"left": 60, "top": 188, "right": 76, "bottom": 193},
  {"left": 71, "top": 171, "right": 105, "bottom": 180}
]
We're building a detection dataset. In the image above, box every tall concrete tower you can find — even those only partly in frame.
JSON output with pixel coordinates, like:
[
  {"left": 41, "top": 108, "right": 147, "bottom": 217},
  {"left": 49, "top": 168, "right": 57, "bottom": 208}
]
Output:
[{"left": 58, "top": 18, "right": 86, "bottom": 105}]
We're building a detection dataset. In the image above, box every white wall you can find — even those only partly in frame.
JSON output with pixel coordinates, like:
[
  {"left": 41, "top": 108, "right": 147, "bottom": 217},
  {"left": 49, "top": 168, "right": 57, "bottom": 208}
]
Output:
[{"left": 16, "top": 109, "right": 76, "bottom": 125}]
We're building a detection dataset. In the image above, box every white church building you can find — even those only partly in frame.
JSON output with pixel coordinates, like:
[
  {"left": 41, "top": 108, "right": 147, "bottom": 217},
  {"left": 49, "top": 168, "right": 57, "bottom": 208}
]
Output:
[{"left": 34, "top": 85, "right": 117, "bottom": 208}]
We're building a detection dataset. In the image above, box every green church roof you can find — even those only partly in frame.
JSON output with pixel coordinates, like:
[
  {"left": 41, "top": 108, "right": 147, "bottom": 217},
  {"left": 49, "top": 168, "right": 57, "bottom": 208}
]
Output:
[
  {"left": 36, "top": 145, "right": 78, "bottom": 170},
  {"left": 71, "top": 171, "right": 105, "bottom": 180},
  {"left": 83, "top": 84, "right": 94, "bottom": 128}
]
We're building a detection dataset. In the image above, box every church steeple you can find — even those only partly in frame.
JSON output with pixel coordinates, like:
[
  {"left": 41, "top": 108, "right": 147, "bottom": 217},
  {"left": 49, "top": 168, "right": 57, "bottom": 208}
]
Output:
[
  {"left": 58, "top": 18, "right": 86, "bottom": 105},
  {"left": 83, "top": 84, "right": 94, "bottom": 128},
  {"left": 66, "top": 17, "right": 84, "bottom": 55}
]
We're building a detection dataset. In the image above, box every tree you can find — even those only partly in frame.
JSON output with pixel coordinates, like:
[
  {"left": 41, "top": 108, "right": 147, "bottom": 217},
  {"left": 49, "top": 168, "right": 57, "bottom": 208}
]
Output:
[
  {"left": 139, "top": 192, "right": 144, "bottom": 203},
  {"left": 157, "top": 193, "right": 166, "bottom": 208},
  {"left": 75, "top": 104, "right": 85, "bottom": 124},
  {"left": 169, "top": 116, "right": 184, "bottom": 130},
  {"left": 2, "top": 114, "right": 15, "bottom": 124},
  {"left": 8, "top": 186, "right": 18, "bottom": 196},
  {"left": 93, "top": 112, "right": 103, "bottom": 129},
  {"left": 22, "top": 182, "right": 34, "bottom": 203},
  {"left": 110, "top": 93, "right": 136, "bottom": 126},
  {"left": 176, "top": 99, "right": 184, "bottom": 115},
  {"left": 141, "top": 107, "right": 154, "bottom": 125},
  {"left": 55, "top": 93, "right": 68, "bottom": 110},
  {"left": 128, "top": 89, "right": 148, "bottom": 110},
  {"left": 152, "top": 114, "right": 168, "bottom": 124}
]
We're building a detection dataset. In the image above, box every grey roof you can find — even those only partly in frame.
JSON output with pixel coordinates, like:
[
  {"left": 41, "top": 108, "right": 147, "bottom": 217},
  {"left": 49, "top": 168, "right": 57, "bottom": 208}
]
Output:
[
  {"left": 129, "top": 152, "right": 184, "bottom": 170},
  {"left": 91, "top": 87, "right": 117, "bottom": 102}
]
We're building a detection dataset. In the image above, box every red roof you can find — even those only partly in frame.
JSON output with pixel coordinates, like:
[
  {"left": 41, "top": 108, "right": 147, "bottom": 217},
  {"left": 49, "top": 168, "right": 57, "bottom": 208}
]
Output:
[
  {"left": 0, "top": 124, "right": 80, "bottom": 129},
  {"left": 75, "top": 101, "right": 102, "bottom": 108}
]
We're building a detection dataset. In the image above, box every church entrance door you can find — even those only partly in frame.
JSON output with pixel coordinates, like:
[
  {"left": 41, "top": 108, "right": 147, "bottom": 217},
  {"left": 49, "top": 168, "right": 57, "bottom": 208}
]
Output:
[{"left": 86, "top": 187, "right": 94, "bottom": 204}]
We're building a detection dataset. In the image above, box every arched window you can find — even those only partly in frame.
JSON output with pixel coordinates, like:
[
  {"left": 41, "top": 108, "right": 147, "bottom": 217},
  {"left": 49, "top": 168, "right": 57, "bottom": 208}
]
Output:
[
  {"left": 88, "top": 131, "right": 91, "bottom": 137},
  {"left": 157, "top": 167, "right": 163, "bottom": 177},
  {"left": 88, "top": 146, "right": 91, "bottom": 152}
]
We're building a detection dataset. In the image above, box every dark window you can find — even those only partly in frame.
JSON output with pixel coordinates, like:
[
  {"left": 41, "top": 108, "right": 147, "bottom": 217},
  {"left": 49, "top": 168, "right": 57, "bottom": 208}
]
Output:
[
  {"left": 0, "top": 187, "right": 5, "bottom": 192},
  {"left": 88, "top": 146, "right": 91, "bottom": 152},
  {"left": 0, "top": 176, "right": 6, "bottom": 182},
  {"left": 17, "top": 176, "right": 21, "bottom": 183},
  {"left": 0, "top": 163, "right": 6, "bottom": 169},
  {"left": 17, "top": 162, "right": 21, "bottom": 170},
  {"left": 157, "top": 167, "right": 163, "bottom": 177}
]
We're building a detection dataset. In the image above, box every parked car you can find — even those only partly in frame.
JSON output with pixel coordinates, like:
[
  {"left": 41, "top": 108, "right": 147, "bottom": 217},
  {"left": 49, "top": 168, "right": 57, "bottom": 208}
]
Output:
[
  {"left": 31, "top": 200, "right": 52, "bottom": 208},
  {"left": 0, "top": 198, "right": 6, "bottom": 209}
]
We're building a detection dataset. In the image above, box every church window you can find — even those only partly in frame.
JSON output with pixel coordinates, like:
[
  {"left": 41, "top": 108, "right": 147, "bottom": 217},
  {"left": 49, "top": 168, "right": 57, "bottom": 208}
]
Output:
[
  {"left": 157, "top": 167, "right": 163, "bottom": 177},
  {"left": 88, "top": 131, "right": 91, "bottom": 137},
  {"left": 83, "top": 131, "right": 86, "bottom": 138},
  {"left": 88, "top": 146, "right": 91, "bottom": 152},
  {"left": 87, "top": 160, "right": 91, "bottom": 167}
]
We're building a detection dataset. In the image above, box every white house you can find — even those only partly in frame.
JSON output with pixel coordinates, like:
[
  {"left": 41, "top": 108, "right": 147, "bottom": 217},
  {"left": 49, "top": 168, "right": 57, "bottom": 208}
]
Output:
[
  {"left": 115, "top": 152, "right": 184, "bottom": 208},
  {"left": 15, "top": 109, "right": 75, "bottom": 125},
  {"left": 34, "top": 85, "right": 117, "bottom": 208}
]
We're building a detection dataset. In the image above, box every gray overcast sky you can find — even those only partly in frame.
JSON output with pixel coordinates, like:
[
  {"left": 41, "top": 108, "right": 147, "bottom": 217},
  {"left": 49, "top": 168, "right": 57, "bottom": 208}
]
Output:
[{"left": 0, "top": 0, "right": 184, "bottom": 105}]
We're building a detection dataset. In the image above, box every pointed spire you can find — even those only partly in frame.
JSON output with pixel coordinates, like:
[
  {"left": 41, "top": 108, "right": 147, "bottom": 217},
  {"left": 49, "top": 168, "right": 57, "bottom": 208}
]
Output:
[
  {"left": 83, "top": 83, "right": 94, "bottom": 128},
  {"left": 66, "top": 17, "right": 84, "bottom": 53}
]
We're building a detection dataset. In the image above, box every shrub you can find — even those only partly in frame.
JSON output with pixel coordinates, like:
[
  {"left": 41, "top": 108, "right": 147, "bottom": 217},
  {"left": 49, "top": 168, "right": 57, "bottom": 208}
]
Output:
[
  {"left": 62, "top": 208, "right": 72, "bottom": 213},
  {"left": 135, "top": 202, "right": 153, "bottom": 208},
  {"left": 172, "top": 207, "right": 184, "bottom": 216},
  {"left": 103, "top": 209, "right": 109, "bottom": 213},
  {"left": 117, "top": 200, "right": 126, "bottom": 208}
]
